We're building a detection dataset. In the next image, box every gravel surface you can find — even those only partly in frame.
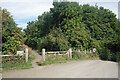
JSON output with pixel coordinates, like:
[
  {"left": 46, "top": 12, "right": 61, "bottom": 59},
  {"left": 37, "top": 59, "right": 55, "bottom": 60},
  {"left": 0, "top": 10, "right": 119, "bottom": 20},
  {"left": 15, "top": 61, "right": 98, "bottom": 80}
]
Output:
[{"left": 2, "top": 60, "right": 118, "bottom": 78}]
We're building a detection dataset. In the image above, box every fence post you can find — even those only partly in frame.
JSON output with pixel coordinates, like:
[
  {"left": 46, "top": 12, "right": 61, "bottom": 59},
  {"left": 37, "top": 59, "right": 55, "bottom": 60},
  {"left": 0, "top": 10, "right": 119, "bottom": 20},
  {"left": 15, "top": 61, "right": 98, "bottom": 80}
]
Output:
[
  {"left": 69, "top": 48, "right": 72, "bottom": 58},
  {"left": 42, "top": 48, "right": 46, "bottom": 61},
  {"left": 67, "top": 49, "right": 69, "bottom": 58},
  {"left": 25, "top": 48, "right": 28, "bottom": 62},
  {"left": 90, "top": 50, "right": 92, "bottom": 54},
  {"left": 85, "top": 49, "right": 86, "bottom": 54}
]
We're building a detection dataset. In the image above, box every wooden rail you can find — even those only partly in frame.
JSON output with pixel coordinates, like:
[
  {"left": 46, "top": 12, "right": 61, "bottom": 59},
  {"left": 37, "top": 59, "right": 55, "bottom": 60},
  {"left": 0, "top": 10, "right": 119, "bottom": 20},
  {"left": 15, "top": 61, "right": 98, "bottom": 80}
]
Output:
[
  {"left": 1, "top": 48, "right": 29, "bottom": 62},
  {"left": 46, "top": 51, "right": 67, "bottom": 54},
  {"left": 1, "top": 55, "right": 15, "bottom": 57},
  {"left": 42, "top": 48, "right": 72, "bottom": 61}
]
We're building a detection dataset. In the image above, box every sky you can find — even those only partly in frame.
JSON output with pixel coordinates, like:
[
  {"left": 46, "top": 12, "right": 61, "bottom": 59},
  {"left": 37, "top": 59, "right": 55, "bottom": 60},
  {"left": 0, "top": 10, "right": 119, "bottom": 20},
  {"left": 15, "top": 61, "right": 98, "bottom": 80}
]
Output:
[{"left": 0, "top": 0, "right": 120, "bottom": 29}]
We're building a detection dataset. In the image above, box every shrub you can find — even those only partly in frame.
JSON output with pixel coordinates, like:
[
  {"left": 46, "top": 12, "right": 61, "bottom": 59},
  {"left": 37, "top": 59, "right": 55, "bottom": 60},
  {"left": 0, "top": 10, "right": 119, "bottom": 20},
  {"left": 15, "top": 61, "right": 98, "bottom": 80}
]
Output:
[
  {"left": 2, "top": 55, "right": 26, "bottom": 64},
  {"left": 116, "top": 52, "right": 120, "bottom": 62},
  {"left": 72, "top": 50, "right": 86, "bottom": 59},
  {"left": 37, "top": 28, "right": 70, "bottom": 51},
  {"left": 97, "top": 47, "right": 112, "bottom": 61}
]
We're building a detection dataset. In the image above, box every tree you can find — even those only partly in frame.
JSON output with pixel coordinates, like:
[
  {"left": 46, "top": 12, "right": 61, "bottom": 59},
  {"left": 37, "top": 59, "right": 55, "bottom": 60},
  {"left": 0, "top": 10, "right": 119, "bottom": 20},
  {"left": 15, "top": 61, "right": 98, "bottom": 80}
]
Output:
[
  {"left": 2, "top": 9, "right": 23, "bottom": 55},
  {"left": 24, "top": 1, "right": 120, "bottom": 62}
]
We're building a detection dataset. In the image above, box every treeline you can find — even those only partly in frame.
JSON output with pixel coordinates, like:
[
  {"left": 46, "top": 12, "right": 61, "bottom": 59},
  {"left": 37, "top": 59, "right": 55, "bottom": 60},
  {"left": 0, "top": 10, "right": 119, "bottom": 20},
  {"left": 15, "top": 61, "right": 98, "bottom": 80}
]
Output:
[
  {"left": 24, "top": 1, "right": 120, "bottom": 61},
  {"left": 2, "top": 9, "right": 25, "bottom": 55}
]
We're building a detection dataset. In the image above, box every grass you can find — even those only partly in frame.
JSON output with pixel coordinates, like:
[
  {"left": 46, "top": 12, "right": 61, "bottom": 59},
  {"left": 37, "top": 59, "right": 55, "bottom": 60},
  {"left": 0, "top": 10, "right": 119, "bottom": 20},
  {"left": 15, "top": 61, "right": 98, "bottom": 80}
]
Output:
[
  {"left": 2, "top": 54, "right": 35, "bottom": 71},
  {"left": 38, "top": 54, "right": 69, "bottom": 66},
  {"left": 38, "top": 53, "right": 100, "bottom": 66}
]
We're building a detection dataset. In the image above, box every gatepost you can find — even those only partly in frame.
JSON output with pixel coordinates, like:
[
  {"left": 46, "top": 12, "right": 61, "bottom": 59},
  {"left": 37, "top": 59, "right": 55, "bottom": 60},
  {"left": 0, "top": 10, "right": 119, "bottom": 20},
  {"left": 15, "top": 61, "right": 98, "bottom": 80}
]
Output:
[
  {"left": 85, "top": 49, "right": 86, "bottom": 54},
  {"left": 25, "top": 48, "right": 28, "bottom": 62},
  {"left": 42, "top": 48, "right": 46, "bottom": 61},
  {"left": 69, "top": 48, "right": 72, "bottom": 58},
  {"left": 90, "top": 50, "right": 92, "bottom": 53}
]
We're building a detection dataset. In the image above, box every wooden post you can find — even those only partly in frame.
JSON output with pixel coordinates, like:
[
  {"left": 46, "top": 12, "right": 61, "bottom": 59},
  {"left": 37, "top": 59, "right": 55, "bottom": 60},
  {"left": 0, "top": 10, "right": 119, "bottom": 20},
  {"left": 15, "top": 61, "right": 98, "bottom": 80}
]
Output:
[
  {"left": 78, "top": 49, "right": 80, "bottom": 52},
  {"left": 69, "top": 48, "right": 72, "bottom": 58},
  {"left": 67, "top": 49, "right": 69, "bottom": 58},
  {"left": 25, "top": 48, "right": 28, "bottom": 62},
  {"left": 42, "top": 48, "right": 46, "bottom": 61},
  {"left": 90, "top": 50, "right": 92, "bottom": 54},
  {"left": 85, "top": 49, "right": 86, "bottom": 54}
]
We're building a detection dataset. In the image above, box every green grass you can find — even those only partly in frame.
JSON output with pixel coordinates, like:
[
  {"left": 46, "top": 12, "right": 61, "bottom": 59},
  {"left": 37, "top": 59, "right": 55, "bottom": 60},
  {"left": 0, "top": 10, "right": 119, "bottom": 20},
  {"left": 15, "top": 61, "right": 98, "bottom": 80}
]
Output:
[
  {"left": 38, "top": 55, "right": 69, "bottom": 66},
  {"left": 38, "top": 53, "right": 99, "bottom": 66},
  {"left": 2, "top": 55, "right": 35, "bottom": 71}
]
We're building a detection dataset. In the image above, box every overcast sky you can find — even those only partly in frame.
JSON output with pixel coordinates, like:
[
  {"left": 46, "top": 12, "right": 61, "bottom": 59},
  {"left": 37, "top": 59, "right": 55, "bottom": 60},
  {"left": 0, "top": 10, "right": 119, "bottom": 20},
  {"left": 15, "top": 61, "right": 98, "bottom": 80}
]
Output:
[{"left": 1, "top": 0, "right": 119, "bottom": 29}]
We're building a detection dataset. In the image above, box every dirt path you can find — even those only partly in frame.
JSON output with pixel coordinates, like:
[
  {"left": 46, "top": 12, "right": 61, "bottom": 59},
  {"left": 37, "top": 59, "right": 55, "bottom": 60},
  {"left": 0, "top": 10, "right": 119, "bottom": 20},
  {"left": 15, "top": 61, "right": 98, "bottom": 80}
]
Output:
[
  {"left": 3, "top": 60, "right": 118, "bottom": 78},
  {"left": 31, "top": 50, "right": 42, "bottom": 68},
  {"left": 23, "top": 44, "right": 42, "bottom": 68}
]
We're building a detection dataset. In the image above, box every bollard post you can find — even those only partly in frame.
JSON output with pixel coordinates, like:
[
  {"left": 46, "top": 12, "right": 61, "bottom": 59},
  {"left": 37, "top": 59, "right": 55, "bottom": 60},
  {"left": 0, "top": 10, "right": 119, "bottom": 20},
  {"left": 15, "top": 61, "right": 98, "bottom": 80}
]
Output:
[
  {"left": 25, "top": 48, "right": 28, "bottom": 62},
  {"left": 42, "top": 48, "right": 46, "bottom": 61}
]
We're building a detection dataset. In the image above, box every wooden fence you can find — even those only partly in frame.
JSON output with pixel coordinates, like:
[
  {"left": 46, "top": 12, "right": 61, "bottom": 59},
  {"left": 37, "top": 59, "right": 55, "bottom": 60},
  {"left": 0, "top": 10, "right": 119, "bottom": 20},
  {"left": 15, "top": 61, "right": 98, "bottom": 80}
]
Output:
[
  {"left": 42, "top": 48, "right": 72, "bottom": 61},
  {"left": 75, "top": 49, "right": 93, "bottom": 54},
  {"left": 1, "top": 48, "right": 29, "bottom": 62},
  {"left": 41, "top": 48, "right": 95, "bottom": 61},
  {"left": 46, "top": 51, "right": 67, "bottom": 55}
]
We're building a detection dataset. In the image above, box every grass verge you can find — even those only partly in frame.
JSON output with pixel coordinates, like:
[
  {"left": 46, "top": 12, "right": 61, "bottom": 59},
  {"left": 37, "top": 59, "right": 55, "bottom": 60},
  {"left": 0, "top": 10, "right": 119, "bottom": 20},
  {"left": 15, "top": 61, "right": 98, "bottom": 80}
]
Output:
[
  {"left": 2, "top": 55, "right": 35, "bottom": 71},
  {"left": 38, "top": 53, "right": 99, "bottom": 66}
]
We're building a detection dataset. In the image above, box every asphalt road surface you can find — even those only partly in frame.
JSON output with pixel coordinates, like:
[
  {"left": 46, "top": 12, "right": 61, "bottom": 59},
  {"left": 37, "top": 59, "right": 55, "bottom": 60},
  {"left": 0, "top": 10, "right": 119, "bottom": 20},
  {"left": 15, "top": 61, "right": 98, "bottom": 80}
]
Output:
[{"left": 2, "top": 60, "right": 118, "bottom": 78}]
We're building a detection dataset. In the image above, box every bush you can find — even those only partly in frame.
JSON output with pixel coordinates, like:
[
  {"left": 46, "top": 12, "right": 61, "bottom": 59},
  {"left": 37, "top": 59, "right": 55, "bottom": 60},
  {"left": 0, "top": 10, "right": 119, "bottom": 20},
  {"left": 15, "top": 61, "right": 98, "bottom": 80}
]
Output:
[
  {"left": 72, "top": 50, "right": 82, "bottom": 59},
  {"left": 116, "top": 52, "right": 120, "bottom": 62},
  {"left": 72, "top": 50, "right": 99, "bottom": 60},
  {"left": 2, "top": 54, "right": 35, "bottom": 71},
  {"left": 72, "top": 50, "right": 90, "bottom": 60},
  {"left": 2, "top": 9, "right": 24, "bottom": 55},
  {"left": 2, "top": 55, "right": 26, "bottom": 64},
  {"left": 97, "top": 47, "right": 112, "bottom": 61},
  {"left": 37, "top": 28, "right": 70, "bottom": 51}
]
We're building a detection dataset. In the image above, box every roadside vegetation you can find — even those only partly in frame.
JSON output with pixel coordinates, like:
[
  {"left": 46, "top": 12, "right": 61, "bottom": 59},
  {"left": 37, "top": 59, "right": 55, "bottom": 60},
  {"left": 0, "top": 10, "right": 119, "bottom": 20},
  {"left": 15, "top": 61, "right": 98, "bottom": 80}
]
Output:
[
  {"left": 2, "top": 49, "right": 35, "bottom": 71},
  {"left": 24, "top": 1, "right": 120, "bottom": 62},
  {"left": 2, "top": 9, "right": 35, "bottom": 71},
  {"left": 2, "top": 55, "right": 35, "bottom": 71},
  {"left": 39, "top": 51, "right": 99, "bottom": 66},
  {"left": 1, "top": 1, "right": 120, "bottom": 70},
  {"left": 2, "top": 9, "right": 26, "bottom": 55}
]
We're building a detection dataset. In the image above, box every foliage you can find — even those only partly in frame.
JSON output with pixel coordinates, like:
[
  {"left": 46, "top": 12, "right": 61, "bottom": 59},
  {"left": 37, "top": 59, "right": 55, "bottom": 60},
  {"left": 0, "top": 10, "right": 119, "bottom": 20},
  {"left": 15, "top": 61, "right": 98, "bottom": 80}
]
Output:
[
  {"left": 2, "top": 9, "right": 24, "bottom": 55},
  {"left": 39, "top": 52, "right": 99, "bottom": 66},
  {"left": 24, "top": 12, "right": 52, "bottom": 49},
  {"left": 37, "top": 28, "right": 69, "bottom": 51},
  {"left": 24, "top": 1, "right": 120, "bottom": 62},
  {"left": 38, "top": 54, "right": 70, "bottom": 66},
  {"left": 72, "top": 50, "right": 99, "bottom": 60},
  {"left": 2, "top": 55, "right": 35, "bottom": 71}
]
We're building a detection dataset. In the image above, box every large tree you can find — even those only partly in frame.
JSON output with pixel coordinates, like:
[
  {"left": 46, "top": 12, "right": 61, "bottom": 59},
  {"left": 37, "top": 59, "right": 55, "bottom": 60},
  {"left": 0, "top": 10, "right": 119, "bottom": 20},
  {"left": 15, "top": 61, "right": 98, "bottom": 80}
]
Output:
[
  {"left": 2, "top": 9, "right": 23, "bottom": 55},
  {"left": 24, "top": 1, "right": 120, "bottom": 61}
]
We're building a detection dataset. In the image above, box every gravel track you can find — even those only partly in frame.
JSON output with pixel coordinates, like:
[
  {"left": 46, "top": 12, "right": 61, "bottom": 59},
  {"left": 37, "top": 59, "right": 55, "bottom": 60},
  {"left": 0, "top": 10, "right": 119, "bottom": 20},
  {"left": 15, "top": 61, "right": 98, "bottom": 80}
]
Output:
[{"left": 2, "top": 60, "right": 118, "bottom": 78}]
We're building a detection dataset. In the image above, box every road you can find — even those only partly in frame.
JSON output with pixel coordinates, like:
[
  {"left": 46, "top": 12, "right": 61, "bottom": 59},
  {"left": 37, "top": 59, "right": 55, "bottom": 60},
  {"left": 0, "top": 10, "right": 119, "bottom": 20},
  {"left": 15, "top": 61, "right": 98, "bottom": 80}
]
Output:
[{"left": 2, "top": 60, "right": 118, "bottom": 78}]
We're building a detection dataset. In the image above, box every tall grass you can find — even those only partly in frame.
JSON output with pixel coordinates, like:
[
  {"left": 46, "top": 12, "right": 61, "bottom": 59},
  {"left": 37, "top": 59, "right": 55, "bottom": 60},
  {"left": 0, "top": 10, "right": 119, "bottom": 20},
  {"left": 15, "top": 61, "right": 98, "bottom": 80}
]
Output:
[
  {"left": 2, "top": 55, "right": 35, "bottom": 71},
  {"left": 38, "top": 51, "right": 99, "bottom": 66},
  {"left": 38, "top": 54, "right": 70, "bottom": 66},
  {"left": 2, "top": 49, "right": 35, "bottom": 71}
]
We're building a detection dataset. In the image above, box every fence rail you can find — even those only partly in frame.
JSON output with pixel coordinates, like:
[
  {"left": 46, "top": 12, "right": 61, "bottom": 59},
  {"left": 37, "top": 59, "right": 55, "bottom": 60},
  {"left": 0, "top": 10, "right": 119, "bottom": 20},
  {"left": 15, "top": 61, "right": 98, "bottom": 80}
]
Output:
[
  {"left": 46, "top": 51, "right": 67, "bottom": 54},
  {"left": 42, "top": 48, "right": 72, "bottom": 61},
  {"left": 1, "top": 55, "right": 15, "bottom": 57},
  {"left": 1, "top": 48, "right": 29, "bottom": 62}
]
